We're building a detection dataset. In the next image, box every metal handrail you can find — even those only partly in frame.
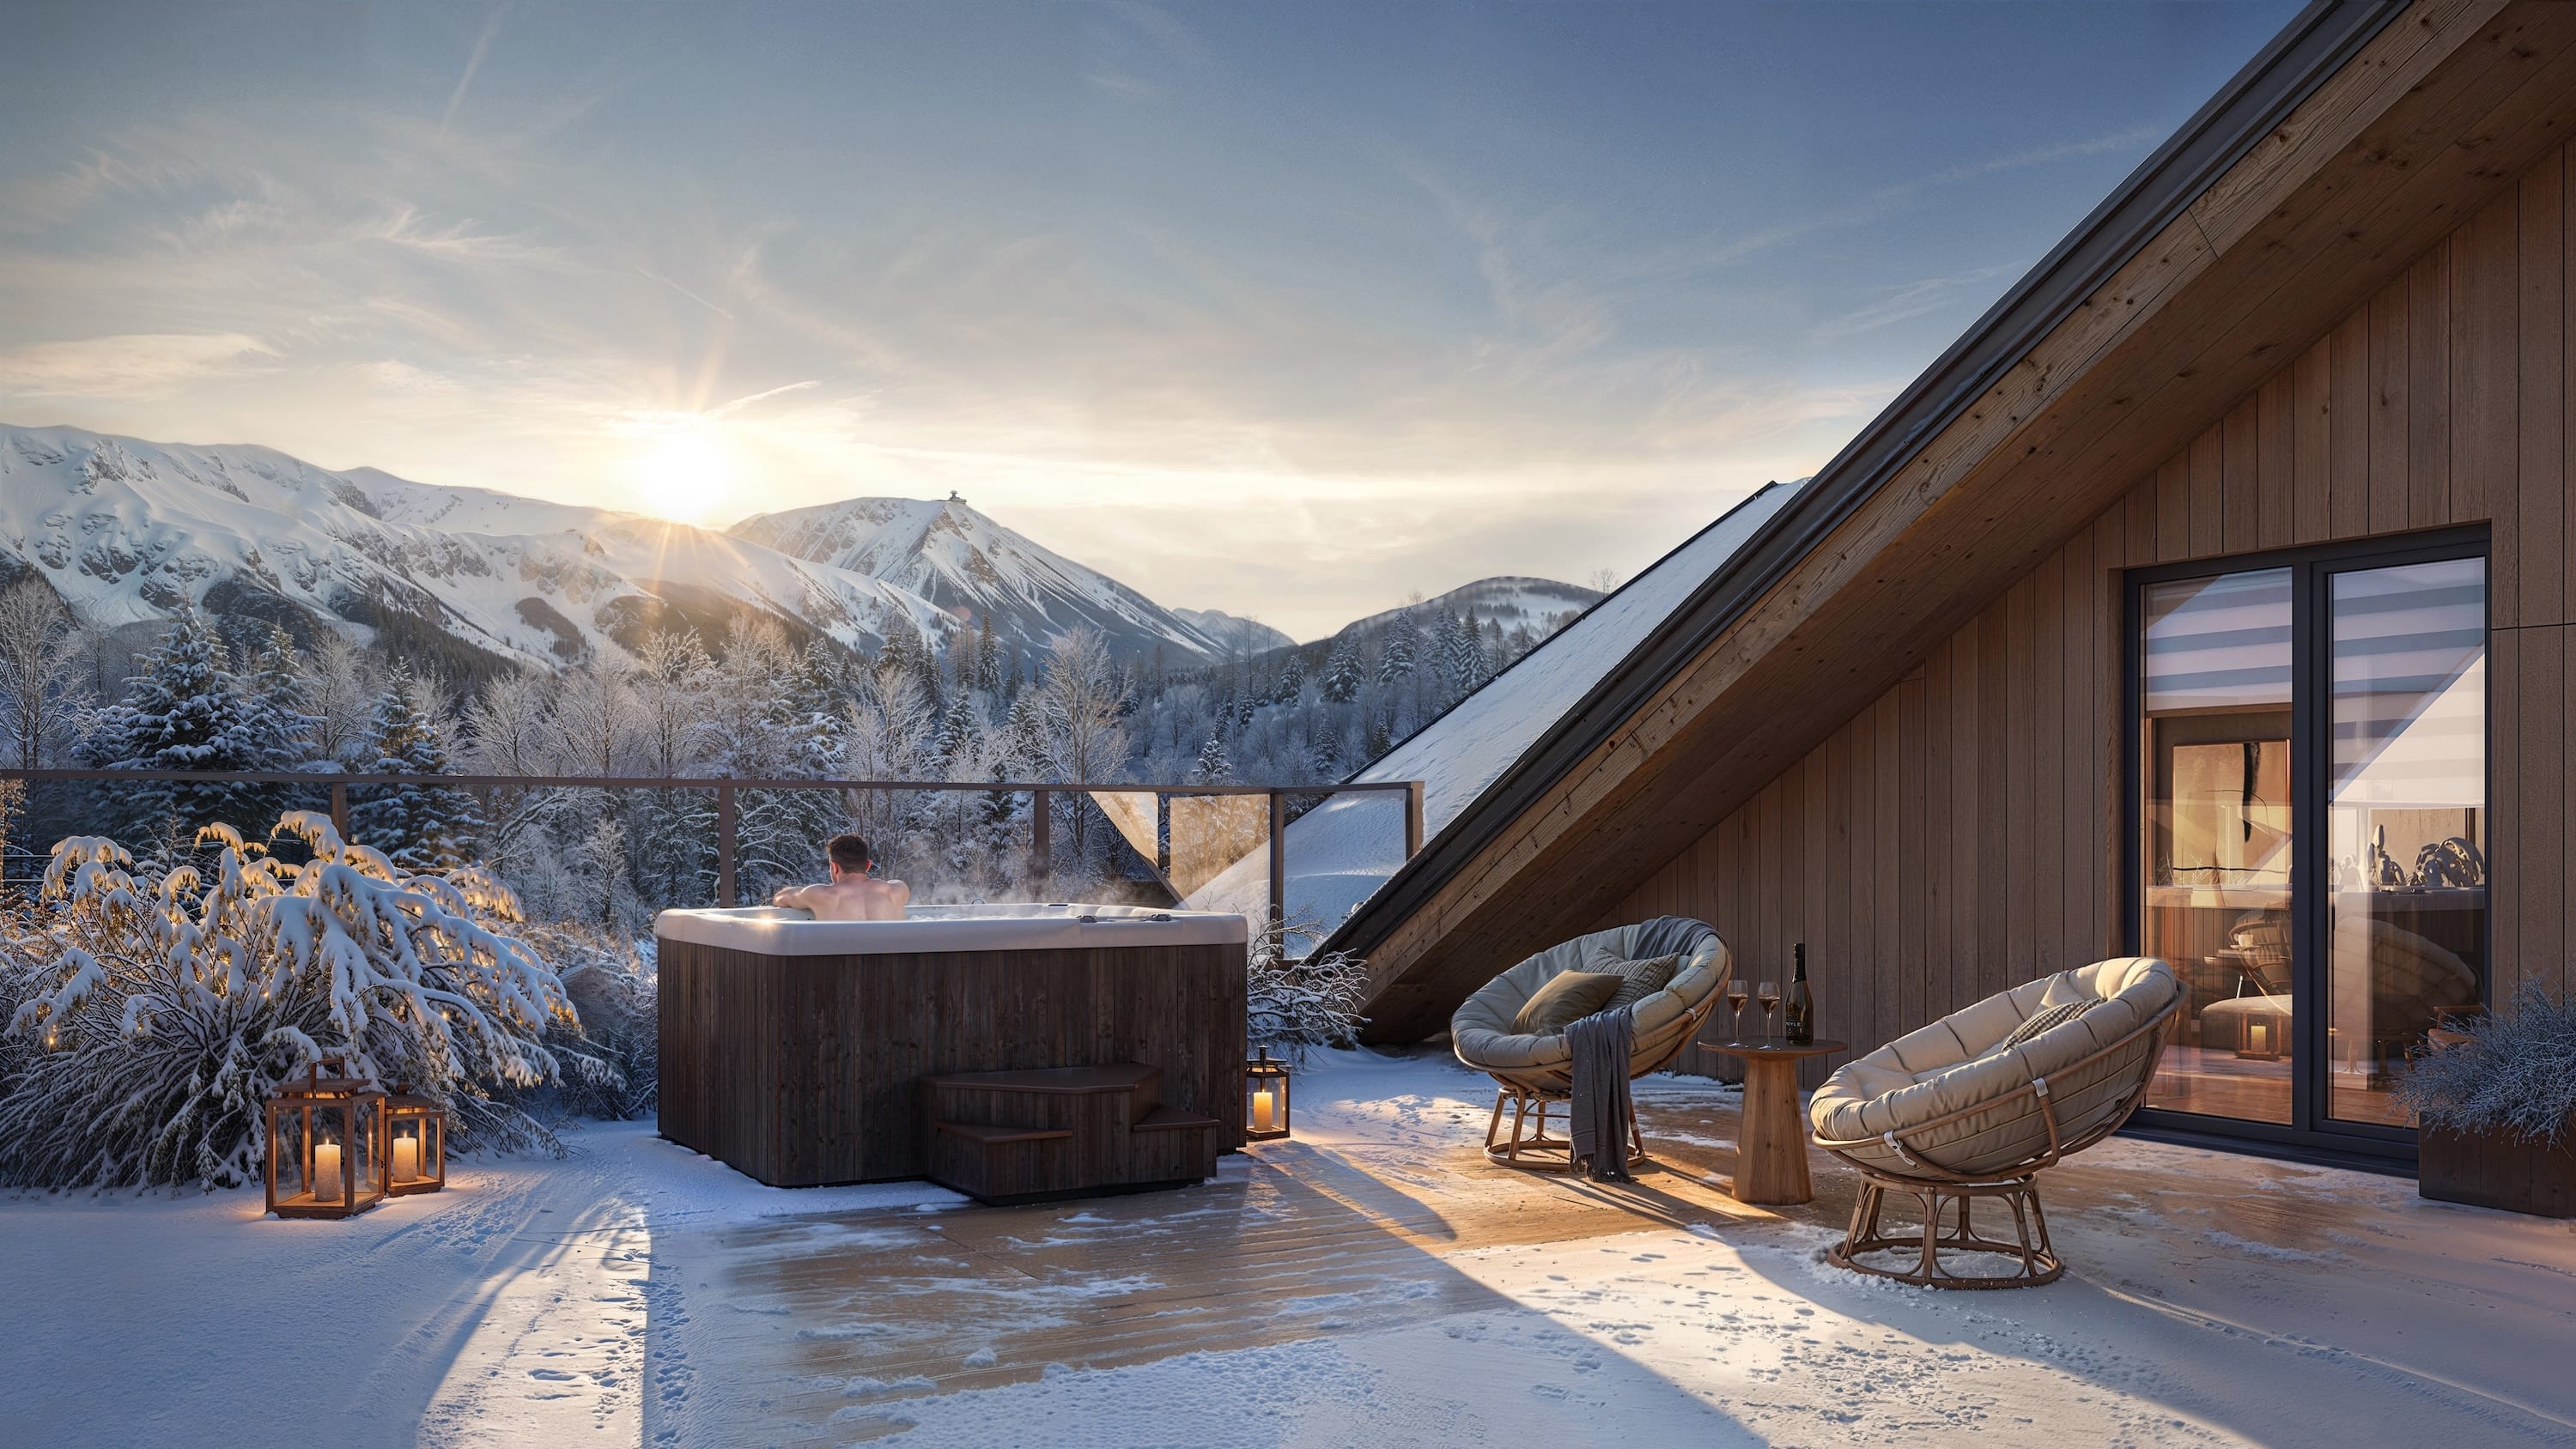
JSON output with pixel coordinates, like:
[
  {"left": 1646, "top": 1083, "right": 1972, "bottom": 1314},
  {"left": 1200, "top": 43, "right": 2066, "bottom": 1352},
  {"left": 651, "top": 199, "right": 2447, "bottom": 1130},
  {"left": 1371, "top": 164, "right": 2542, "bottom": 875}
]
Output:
[{"left": 0, "top": 767, "right": 1428, "bottom": 920}]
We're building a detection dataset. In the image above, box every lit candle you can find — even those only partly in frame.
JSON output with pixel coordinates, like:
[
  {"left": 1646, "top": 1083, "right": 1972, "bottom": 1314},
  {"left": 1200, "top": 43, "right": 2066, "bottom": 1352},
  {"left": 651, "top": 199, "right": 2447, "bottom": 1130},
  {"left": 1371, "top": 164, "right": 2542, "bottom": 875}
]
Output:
[
  {"left": 1252, "top": 1090, "right": 1276, "bottom": 1134},
  {"left": 313, "top": 1143, "right": 343, "bottom": 1203},
  {"left": 392, "top": 1134, "right": 419, "bottom": 1184}
]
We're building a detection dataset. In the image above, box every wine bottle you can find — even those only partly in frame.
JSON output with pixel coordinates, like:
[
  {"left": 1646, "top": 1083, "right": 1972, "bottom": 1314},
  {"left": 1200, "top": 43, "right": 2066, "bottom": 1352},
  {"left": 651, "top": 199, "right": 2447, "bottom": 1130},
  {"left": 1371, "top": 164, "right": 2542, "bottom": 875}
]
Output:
[{"left": 1784, "top": 943, "right": 1815, "bottom": 1045}]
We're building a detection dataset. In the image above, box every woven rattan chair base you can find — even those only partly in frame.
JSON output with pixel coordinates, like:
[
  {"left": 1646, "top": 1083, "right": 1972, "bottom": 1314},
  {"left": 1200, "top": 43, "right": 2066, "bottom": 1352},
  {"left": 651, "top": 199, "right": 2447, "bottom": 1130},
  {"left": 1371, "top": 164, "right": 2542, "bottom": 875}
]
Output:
[
  {"left": 1826, "top": 1165, "right": 2065, "bottom": 1289},
  {"left": 1483, "top": 1085, "right": 1647, "bottom": 1173}
]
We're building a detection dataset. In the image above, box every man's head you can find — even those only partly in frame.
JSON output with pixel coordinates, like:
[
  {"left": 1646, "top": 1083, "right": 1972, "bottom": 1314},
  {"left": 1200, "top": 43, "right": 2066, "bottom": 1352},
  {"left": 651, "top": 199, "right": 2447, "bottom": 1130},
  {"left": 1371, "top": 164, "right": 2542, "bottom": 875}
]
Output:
[{"left": 826, "top": 833, "right": 872, "bottom": 880}]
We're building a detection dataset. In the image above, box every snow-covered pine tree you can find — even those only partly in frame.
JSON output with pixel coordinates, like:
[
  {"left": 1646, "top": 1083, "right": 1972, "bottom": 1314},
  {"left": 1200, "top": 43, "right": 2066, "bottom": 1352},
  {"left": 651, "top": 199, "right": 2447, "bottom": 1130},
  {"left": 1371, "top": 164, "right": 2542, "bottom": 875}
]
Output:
[
  {"left": 1321, "top": 634, "right": 1362, "bottom": 704},
  {"left": 934, "top": 688, "right": 980, "bottom": 768},
  {"left": 1433, "top": 609, "right": 1484, "bottom": 704},
  {"left": 1273, "top": 649, "right": 1306, "bottom": 703},
  {"left": 1376, "top": 621, "right": 1418, "bottom": 685},
  {"left": 1307, "top": 730, "right": 1340, "bottom": 779},
  {"left": 1193, "top": 726, "right": 1233, "bottom": 785},
  {"left": 348, "top": 667, "right": 480, "bottom": 870},
  {"left": 75, "top": 607, "right": 280, "bottom": 842},
  {"left": 975, "top": 617, "right": 1002, "bottom": 694}
]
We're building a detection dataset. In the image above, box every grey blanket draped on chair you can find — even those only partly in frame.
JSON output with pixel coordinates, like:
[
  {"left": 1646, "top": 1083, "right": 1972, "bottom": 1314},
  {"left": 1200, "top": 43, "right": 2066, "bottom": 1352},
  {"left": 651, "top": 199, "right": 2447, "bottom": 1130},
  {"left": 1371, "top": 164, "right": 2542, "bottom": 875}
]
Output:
[{"left": 1566, "top": 1008, "right": 1637, "bottom": 1181}]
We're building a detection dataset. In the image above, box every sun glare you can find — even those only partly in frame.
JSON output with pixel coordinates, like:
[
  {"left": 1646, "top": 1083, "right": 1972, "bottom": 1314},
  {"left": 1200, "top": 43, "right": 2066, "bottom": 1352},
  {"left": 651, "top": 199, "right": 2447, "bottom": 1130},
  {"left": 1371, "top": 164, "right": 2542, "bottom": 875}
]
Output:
[{"left": 633, "top": 427, "right": 733, "bottom": 524}]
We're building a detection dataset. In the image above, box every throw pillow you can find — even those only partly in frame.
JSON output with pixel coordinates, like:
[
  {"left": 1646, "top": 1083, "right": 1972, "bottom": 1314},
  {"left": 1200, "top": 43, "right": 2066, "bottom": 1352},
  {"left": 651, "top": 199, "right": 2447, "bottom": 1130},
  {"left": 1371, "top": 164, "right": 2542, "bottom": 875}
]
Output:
[
  {"left": 2002, "top": 997, "right": 2096, "bottom": 1050},
  {"left": 1513, "top": 971, "right": 1622, "bottom": 1036},
  {"left": 1584, "top": 947, "right": 1683, "bottom": 1013}
]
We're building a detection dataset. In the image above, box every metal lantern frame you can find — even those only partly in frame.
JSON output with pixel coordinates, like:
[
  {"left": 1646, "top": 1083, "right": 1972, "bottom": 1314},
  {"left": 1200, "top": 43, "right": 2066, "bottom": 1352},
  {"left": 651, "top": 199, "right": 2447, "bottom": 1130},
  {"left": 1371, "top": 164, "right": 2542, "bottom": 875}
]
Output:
[
  {"left": 383, "top": 1086, "right": 448, "bottom": 1197},
  {"left": 264, "top": 1058, "right": 387, "bottom": 1221},
  {"left": 1244, "top": 1047, "right": 1291, "bottom": 1142}
]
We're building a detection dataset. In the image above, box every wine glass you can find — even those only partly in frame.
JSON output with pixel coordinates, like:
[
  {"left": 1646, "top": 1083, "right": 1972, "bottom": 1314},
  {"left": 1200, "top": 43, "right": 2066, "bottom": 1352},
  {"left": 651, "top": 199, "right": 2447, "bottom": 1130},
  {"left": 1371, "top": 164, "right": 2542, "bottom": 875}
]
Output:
[
  {"left": 1724, "top": 981, "right": 1750, "bottom": 1044},
  {"left": 1756, "top": 980, "right": 1782, "bottom": 1041}
]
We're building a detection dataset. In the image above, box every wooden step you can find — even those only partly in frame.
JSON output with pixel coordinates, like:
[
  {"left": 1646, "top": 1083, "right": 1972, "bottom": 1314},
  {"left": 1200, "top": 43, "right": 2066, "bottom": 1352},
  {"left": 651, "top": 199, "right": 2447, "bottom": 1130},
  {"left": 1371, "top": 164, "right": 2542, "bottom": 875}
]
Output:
[
  {"left": 933, "top": 1121, "right": 1075, "bottom": 1145},
  {"left": 918, "top": 1060, "right": 1218, "bottom": 1205}
]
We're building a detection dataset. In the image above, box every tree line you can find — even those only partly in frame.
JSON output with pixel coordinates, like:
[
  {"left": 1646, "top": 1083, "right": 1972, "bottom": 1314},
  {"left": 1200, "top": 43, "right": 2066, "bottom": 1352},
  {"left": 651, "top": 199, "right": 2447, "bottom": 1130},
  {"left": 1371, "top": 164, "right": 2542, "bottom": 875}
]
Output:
[{"left": 0, "top": 578, "right": 1575, "bottom": 930}]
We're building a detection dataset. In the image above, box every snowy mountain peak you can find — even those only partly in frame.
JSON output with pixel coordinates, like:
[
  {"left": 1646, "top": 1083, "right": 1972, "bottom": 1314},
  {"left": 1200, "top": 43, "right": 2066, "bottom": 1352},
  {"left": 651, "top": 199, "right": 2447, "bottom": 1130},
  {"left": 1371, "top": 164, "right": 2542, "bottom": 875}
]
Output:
[
  {"left": 0, "top": 423, "right": 958, "bottom": 670},
  {"left": 726, "top": 496, "right": 1230, "bottom": 664}
]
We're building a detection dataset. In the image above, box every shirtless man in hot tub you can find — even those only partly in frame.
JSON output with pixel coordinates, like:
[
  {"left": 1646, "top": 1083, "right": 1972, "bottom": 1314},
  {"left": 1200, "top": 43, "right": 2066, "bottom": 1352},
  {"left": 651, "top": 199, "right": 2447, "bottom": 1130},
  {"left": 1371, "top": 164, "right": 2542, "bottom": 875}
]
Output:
[{"left": 773, "top": 833, "right": 911, "bottom": 921}]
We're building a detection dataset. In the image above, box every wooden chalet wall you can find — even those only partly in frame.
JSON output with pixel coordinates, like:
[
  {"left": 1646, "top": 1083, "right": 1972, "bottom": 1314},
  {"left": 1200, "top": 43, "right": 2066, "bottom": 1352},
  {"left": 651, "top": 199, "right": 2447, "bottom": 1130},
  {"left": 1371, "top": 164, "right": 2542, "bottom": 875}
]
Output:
[{"left": 1613, "top": 141, "right": 2575, "bottom": 1083}]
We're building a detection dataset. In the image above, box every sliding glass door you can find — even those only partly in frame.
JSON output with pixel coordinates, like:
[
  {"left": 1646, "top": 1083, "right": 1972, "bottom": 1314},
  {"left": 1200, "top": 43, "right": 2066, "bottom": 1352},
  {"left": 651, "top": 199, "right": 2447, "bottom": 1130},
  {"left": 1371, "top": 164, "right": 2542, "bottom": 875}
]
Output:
[
  {"left": 2130, "top": 537, "right": 2487, "bottom": 1154},
  {"left": 2324, "top": 559, "right": 2488, "bottom": 1128}
]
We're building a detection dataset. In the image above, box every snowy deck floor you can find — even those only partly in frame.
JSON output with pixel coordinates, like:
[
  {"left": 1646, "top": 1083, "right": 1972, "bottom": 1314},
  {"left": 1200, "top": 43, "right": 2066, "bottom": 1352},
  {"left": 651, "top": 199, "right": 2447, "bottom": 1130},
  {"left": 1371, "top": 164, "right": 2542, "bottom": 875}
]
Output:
[{"left": 5, "top": 1051, "right": 2574, "bottom": 1447}]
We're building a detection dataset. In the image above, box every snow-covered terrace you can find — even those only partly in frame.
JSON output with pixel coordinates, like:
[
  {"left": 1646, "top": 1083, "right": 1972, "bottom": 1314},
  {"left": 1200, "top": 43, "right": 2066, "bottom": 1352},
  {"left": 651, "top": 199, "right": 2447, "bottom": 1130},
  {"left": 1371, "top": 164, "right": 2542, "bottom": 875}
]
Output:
[{"left": 6, "top": 1049, "right": 2570, "bottom": 1447}]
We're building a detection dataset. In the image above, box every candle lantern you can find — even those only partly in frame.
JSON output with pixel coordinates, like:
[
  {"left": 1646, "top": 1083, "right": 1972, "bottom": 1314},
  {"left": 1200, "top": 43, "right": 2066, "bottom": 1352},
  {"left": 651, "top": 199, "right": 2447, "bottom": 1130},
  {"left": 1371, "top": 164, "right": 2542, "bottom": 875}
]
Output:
[
  {"left": 264, "top": 1058, "right": 387, "bottom": 1220},
  {"left": 1244, "top": 1047, "right": 1291, "bottom": 1142},
  {"left": 383, "top": 1086, "right": 447, "bottom": 1196},
  {"left": 2237, "top": 1012, "right": 2283, "bottom": 1063}
]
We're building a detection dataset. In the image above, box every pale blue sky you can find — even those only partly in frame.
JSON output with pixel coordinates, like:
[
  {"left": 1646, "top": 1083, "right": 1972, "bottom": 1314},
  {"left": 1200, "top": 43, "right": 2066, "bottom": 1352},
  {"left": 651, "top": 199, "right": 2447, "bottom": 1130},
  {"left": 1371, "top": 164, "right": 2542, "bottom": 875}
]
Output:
[{"left": 0, "top": 1, "right": 2299, "bottom": 638}]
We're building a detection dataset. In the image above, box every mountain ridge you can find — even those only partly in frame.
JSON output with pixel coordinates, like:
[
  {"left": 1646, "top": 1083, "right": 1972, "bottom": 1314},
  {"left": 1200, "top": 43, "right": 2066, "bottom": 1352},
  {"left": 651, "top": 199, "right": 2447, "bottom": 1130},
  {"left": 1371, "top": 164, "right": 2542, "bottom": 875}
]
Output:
[{"left": 0, "top": 422, "right": 1593, "bottom": 679}]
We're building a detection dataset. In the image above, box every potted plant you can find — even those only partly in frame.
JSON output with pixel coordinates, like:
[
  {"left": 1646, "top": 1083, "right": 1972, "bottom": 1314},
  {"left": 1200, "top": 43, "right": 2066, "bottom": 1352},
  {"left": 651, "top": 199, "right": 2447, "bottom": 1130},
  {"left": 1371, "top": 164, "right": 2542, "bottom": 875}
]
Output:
[{"left": 2397, "top": 983, "right": 2576, "bottom": 1218}]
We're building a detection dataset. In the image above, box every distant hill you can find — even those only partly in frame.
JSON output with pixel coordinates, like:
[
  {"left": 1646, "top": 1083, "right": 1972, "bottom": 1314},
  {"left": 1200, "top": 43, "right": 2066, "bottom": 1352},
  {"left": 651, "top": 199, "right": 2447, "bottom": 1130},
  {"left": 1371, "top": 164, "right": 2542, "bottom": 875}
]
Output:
[
  {"left": 1322, "top": 576, "right": 1601, "bottom": 646},
  {"left": 1171, "top": 608, "right": 1294, "bottom": 655}
]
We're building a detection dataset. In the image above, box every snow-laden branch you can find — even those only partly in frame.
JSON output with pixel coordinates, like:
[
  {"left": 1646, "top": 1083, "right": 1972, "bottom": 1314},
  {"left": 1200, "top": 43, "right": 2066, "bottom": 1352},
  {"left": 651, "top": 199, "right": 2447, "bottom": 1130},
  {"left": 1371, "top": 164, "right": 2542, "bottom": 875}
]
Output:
[{"left": 0, "top": 812, "right": 596, "bottom": 1191}]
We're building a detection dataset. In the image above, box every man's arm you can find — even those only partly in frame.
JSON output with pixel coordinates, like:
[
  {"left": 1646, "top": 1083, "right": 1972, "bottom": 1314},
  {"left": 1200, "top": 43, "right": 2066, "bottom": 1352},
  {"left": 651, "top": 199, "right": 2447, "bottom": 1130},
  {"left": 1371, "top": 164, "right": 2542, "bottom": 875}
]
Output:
[{"left": 773, "top": 882, "right": 818, "bottom": 910}]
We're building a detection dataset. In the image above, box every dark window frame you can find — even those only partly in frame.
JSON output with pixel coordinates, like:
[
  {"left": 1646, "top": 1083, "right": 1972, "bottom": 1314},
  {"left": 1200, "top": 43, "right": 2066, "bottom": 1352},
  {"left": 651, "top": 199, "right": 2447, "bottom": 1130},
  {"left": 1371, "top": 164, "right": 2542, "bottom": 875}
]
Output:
[{"left": 2121, "top": 524, "right": 2490, "bottom": 1163}]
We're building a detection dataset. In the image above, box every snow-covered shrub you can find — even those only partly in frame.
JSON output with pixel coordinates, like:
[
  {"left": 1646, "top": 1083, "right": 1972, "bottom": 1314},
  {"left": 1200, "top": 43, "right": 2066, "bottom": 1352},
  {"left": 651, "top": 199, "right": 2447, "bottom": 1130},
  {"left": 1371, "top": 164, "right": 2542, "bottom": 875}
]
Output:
[
  {"left": 0, "top": 812, "right": 597, "bottom": 1190},
  {"left": 1247, "top": 918, "right": 1368, "bottom": 1056},
  {"left": 2397, "top": 981, "right": 2576, "bottom": 1146},
  {"left": 509, "top": 921, "right": 657, "bottom": 1122}
]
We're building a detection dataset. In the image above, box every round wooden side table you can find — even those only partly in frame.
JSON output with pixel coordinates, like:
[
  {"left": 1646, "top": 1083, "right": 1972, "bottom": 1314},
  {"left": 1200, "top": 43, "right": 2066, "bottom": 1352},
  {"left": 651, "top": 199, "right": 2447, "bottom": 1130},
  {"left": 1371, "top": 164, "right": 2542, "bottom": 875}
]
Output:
[{"left": 1698, "top": 1036, "right": 1847, "bottom": 1205}]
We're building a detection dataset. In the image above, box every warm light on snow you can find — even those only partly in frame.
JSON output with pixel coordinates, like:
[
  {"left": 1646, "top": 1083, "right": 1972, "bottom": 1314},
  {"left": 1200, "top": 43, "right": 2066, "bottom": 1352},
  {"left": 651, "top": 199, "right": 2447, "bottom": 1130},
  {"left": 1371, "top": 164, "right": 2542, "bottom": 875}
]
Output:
[{"left": 632, "top": 424, "right": 733, "bottom": 524}]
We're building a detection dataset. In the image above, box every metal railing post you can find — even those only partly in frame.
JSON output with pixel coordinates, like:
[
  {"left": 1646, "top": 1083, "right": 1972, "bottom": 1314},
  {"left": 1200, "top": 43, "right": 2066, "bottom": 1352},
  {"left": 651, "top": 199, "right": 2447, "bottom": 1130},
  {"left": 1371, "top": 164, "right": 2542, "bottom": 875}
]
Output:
[
  {"left": 715, "top": 785, "right": 738, "bottom": 907},
  {"left": 1267, "top": 789, "right": 1286, "bottom": 940},
  {"left": 1031, "top": 788, "right": 1051, "bottom": 894},
  {"left": 1405, "top": 780, "right": 1425, "bottom": 858}
]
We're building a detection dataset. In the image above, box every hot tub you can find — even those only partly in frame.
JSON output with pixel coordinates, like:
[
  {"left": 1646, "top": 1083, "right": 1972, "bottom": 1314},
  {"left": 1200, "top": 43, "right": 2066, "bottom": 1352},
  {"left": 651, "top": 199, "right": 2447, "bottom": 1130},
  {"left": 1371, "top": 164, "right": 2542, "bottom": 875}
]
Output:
[{"left": 653, "top": 904, "right": 1249, "bottom": 1187}]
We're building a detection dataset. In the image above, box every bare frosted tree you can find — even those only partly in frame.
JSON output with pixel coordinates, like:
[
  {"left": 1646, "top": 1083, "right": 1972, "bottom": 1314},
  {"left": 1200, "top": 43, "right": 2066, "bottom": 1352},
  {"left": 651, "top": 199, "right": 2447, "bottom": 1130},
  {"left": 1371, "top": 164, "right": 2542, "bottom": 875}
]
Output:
[
  {"left": 1036, "top": 628, "right": 1129, "bottom": 785},
  {"left": 549, "top": 664, "right": 642, "bottom": 779},
  {"left": 1035, "top": 628, "right": 1130, "bottom": 866},
  {"left": 631, "top": 630, "right": 717, "bottom": 778},
  {"left": 0, "top": 579, "right": 87, "bottom": 768},
  {"left": 295, "top": 630, "right": 375, "bottom": 767},
  {"left": 461, "top": 673, "right": 555, "bottom": 776}
]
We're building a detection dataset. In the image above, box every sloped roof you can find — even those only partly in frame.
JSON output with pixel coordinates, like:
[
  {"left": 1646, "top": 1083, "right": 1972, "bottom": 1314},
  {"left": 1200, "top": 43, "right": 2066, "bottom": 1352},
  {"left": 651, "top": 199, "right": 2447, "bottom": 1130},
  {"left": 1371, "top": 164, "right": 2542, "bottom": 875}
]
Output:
[{"left": 1337, "top": 0, "right": 2576, "bottom": 1040}]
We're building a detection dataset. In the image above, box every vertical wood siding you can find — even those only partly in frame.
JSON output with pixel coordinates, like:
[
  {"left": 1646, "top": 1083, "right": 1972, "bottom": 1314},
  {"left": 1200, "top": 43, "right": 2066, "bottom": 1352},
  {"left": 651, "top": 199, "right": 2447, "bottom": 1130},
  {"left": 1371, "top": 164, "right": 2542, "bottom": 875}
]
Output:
[{"left": 1617, "top": 142, "right": 2575, "bottom": 1081}]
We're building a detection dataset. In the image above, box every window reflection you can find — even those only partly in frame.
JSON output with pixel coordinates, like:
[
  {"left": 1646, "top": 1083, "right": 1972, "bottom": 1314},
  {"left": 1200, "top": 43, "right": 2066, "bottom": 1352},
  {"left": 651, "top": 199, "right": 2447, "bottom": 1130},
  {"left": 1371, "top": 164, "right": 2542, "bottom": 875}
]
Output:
[{"left": 2141, "top": 569, "right": 2294, "bottom": 1124}]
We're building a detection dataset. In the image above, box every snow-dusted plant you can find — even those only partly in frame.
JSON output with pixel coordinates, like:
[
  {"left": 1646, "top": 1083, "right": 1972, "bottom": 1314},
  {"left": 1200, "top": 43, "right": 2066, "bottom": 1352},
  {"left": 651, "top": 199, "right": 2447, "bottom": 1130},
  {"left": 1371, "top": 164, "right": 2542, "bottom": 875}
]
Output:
[
  {"left": 0, "top": 812, "right": 596, "bottom": 1190},
  {"left": 509, "top": 921, "right": 657, "bottom": 1122},
  {"left": 2397, "top": 981, "right": 2576, "bottom": 1146},
  {"left": 1247, "top": 917, "right": 1369, "bottom": 1057}
]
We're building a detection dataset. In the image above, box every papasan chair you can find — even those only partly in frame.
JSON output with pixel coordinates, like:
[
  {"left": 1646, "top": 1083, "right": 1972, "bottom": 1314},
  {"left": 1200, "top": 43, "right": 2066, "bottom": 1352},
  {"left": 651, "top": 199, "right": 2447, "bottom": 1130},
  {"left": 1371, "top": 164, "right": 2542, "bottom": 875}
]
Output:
[
  {"left": 1807, "top": 956, "right": 2182, "bottom": 1288},
  {"left": 1450, "top": 917, "right": 1731, "bottom": 1172}
]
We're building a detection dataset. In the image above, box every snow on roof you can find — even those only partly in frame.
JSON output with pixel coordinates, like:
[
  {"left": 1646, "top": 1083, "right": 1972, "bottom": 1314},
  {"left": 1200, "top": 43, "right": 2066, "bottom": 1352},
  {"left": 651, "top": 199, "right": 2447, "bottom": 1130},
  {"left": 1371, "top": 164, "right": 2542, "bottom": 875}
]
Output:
[{"left": 1183, "top": 480, "right": 1805, "bottom": 942}]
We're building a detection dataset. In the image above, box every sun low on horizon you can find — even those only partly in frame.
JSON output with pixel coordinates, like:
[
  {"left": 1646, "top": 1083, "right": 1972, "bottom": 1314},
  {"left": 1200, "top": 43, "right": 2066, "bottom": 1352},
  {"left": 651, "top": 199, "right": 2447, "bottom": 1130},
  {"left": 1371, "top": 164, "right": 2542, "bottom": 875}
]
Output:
[{"left": 629, "top": 420, "right": 736, "bottom": 526}]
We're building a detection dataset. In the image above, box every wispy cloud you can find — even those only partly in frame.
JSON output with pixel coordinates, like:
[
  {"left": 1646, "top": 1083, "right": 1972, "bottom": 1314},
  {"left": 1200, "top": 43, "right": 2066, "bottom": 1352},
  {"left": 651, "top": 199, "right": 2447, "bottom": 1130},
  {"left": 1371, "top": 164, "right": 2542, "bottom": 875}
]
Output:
[
  {"left": 439, "top": 8, "right": 509, "bottom": 137},
  {"left": 0, "top": 332, "right": 276, "bottom": 400}
]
